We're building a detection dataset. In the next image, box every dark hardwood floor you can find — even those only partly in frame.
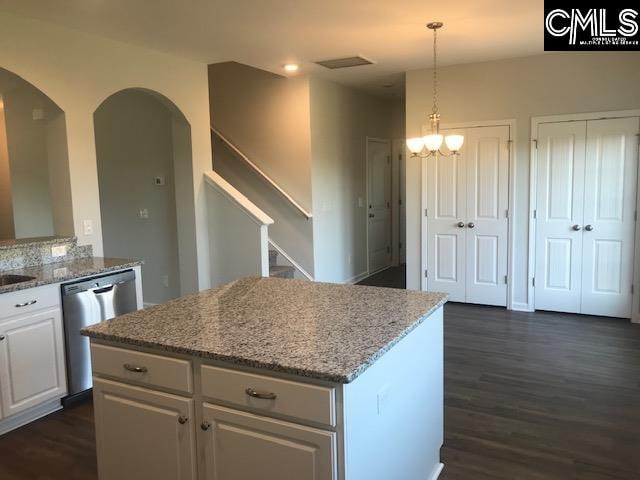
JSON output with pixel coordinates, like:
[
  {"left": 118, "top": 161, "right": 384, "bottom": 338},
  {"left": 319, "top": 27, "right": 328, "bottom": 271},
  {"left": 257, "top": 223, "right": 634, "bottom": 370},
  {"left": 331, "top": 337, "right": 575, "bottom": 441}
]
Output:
[
  {"left": 357, "top": 264, "right": 406, "bottom": 289},
  {"left": 0, "top": 303, "right": 638, "bottom": 479}
]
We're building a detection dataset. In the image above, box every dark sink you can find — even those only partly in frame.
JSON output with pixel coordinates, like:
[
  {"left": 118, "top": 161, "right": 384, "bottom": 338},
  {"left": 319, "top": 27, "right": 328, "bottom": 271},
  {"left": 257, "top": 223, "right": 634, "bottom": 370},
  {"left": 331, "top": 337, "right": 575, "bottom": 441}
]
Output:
[{"left": 0, "top": 274, "right": 36, "bottom": 286}]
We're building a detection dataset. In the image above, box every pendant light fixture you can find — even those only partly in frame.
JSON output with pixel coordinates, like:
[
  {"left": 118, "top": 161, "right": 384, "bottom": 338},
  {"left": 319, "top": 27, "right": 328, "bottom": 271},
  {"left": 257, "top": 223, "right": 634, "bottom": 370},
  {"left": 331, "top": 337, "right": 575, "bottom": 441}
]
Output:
[{"left": 406, "top": 22, "right": 464, "bottom": 158}]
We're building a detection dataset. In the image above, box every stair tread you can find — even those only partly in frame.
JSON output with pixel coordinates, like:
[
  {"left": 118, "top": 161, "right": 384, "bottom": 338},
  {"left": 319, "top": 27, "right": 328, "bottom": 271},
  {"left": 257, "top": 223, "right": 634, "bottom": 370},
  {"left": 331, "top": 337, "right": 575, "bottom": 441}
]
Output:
[{"left": 269, "top": 265, "right": 295, "bottom": 279}]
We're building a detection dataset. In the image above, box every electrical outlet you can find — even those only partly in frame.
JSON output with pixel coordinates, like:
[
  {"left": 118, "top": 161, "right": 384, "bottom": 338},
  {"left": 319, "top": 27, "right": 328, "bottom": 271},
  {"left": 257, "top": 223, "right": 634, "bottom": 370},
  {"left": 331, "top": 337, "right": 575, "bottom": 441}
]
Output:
[
  {"left": 154, "top": 175, "right": 165, "bottom": 186},
  {"left": 53, "top": 267, "right": 68, "bottom": 278},
  {"left": 376, "top": 383, "right": 391, "bottom": 416},
  {"left": 139, "top": 208, "right": 149, "bottom": 219},
  {"left": 51, "top": 245, "right": 67, "bottom": 257},
  {"left": 162, "top": 275, "right": 169, "bottom": 288},
  {"left": 83, "top": 219, "right": 93, "bottom": 235}
]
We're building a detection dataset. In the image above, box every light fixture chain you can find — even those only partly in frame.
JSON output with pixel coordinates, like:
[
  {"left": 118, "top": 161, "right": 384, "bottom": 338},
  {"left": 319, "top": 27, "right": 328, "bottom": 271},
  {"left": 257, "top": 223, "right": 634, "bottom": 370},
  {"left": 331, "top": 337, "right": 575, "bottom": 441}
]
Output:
[{"left": 432, "top": 26, "right": 438, "bottom": 115}]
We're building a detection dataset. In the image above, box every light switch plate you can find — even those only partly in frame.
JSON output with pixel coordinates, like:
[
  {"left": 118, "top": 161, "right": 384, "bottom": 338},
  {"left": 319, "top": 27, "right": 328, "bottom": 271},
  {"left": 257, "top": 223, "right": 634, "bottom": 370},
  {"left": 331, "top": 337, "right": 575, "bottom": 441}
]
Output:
[{"left": 51, "top": 245, "right": 67, "bottom": 257}]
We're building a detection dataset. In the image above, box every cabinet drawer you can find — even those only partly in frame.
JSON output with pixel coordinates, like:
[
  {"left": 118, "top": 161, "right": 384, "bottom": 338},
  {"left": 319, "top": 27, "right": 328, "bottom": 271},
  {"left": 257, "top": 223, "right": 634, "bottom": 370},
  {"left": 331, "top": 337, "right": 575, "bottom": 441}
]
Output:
[
  {"left": 91, "top": 344, "right": 193, "bottom": 394},
  {"left": 200, "top": 365, "right": 336, "bottom": 427},
  {"left": 0, "top": 284, "right": 60, "bottom": 318}
]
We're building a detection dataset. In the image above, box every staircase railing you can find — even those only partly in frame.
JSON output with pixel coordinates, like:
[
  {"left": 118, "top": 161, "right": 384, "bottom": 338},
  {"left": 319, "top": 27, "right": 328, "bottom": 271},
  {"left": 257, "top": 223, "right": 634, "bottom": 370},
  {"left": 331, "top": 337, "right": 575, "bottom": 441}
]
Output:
[{"left": 211, "top": 126, "right": 313, "bottom": 220}]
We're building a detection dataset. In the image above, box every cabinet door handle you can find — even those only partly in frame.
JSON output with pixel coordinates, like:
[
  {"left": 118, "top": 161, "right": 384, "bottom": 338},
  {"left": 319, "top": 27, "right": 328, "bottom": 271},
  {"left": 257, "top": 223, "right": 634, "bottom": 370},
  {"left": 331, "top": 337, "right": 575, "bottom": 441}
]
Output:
[
  {"left": 584, "top": 224, "right": 594, "bottom": 231},
  {"left": 572, "top": 224, "right": 582, "bottom": 231},
  {"left": 0, "top": 335, "right": 5, "bottom": 341},
  {"left": 123, "top": 363, "right": 148, "bottom": 373},
  {"left": 245, "top": 387, "right": 277, "bottom": 400},
  {"left": 457, "top": 221, "right": 465, "bottom": 228},
  {"left": 178, "top": 416, "right": 188, "bottom": 425},
  {"left": 15, "top": 300, "right": 37, "bottom": 308},
  {"left": 200, "top": 421, "right": 211, "bottom": 431},
  {"left": 467, "top": 222, "right": 475, "bottom": 229}
]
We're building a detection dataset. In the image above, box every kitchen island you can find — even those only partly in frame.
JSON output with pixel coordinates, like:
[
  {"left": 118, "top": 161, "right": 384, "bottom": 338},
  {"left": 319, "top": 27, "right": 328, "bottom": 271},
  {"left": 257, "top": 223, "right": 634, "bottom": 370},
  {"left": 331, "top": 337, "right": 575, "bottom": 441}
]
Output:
[{"left": 83, "top": 277, "right": 447, "bottom": 480}]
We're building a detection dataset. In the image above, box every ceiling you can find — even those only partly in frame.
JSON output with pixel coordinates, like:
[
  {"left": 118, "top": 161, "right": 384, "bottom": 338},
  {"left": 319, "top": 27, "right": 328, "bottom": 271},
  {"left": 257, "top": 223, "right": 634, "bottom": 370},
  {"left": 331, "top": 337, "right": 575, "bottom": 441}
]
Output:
[{"left": 0, "top": 0, "right": 543, "bottom": 97}]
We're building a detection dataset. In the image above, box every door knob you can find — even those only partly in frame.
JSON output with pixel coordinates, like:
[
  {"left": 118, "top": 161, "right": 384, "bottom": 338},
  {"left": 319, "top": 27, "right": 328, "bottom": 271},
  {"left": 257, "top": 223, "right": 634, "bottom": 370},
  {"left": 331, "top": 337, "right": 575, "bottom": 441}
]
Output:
[
  {"left": 368, "top": 213, "right": 375, "bottom": 218},
  {"left": 467, "top": 222, "right": 475, "bottom": 229},
  {"left": 201, "top": 421, "right": 211, "bottom": 431},
  {"left": 584, "top": 224, "right": 594, "bottom": 231},
  {"left": 457, "top": 222, "right": 465, "bottom": 228},
  {"left": 178, "top": 416, "right": 188, "bottom": 425},
  {"left": 572, "top": 224, "right": 582, "bottom": 231}
]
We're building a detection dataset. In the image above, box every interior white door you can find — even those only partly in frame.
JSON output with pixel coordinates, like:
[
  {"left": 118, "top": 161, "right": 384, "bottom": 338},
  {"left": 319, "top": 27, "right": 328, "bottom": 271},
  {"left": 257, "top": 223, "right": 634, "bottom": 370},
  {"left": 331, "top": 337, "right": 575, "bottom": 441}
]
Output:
[
  {"left": 93, "top": 378, "right": 196, "bottom": 480},
  {"left": 0, "top": 307, "right": 67, "bottom": 417},
  {"left": 425, "top": 150, "right": 467, "bottom": 301},
  {"left": 464, "top": 126, "right": 510, "bottom": 306},
  {"left": 367, "top": 139, "right": 392, "bottom": 274},
  {"left": 534, "top": 121, "right": 587, "bottom": 314},
  {"left": 580, "top": 117, "right": 639, "bottom": 318},
  {"left": 202, "top": 403, "right": 336, "bottom": 480}
]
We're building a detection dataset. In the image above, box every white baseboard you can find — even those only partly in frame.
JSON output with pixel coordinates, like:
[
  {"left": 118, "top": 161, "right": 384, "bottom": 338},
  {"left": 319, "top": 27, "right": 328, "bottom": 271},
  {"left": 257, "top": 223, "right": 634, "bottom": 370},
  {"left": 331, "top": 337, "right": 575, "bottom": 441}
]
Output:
[
  {"left": 345, "top": 271, "right": 370, "bottom": 285},
  {"left": 0, "top": 398, "right": 62, "bottom": 436},
  {"left": 510, "top": 302, "right": 534, "bottom": 312},
  {"left": 428, "top": 462, "right": 445, "bottom": 480}
]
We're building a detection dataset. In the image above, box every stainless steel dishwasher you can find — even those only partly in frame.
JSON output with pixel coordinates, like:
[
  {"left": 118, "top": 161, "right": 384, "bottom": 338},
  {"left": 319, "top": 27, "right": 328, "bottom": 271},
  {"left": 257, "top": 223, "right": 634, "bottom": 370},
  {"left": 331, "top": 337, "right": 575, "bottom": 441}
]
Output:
[{"left": 61, "top": 269, "right": 137, "bottom": 404}]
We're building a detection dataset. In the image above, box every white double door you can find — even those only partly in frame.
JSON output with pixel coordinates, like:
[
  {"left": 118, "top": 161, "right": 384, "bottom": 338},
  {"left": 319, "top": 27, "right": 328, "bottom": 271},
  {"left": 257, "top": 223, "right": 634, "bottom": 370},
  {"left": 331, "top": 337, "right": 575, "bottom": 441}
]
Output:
[
  {"left": 534, "top": 117, "right": 639, "bottom": 318},
  {"left": 425, "top": 125, "right": 510, "bottom": 306}
]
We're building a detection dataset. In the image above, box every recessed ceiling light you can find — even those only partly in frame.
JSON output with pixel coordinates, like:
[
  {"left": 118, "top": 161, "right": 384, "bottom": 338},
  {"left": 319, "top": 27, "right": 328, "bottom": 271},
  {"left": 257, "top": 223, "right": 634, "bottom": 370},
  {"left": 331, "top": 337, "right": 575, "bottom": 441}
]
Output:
[{"left": 283, "top": 64, "right": 299, "bottom": 72}]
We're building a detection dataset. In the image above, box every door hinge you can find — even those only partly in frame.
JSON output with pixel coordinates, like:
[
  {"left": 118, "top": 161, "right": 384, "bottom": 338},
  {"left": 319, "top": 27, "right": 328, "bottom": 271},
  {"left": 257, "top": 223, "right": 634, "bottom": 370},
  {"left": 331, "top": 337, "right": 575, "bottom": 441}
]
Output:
[
  {"left": 533, "top": 139, "right": 538, "bottom": 149},
  {"left": 424, "top": 208, "right": 428, "bottom": 217},
  {"left": 532, "top": 277, "right": 536, "bottom": 287},
  {"left": 533, "top": 209, "right": 537, "bottom": 219},
  {"left": 386, "top": 246, "right": 391, "bottom": 253},
  {"left": 387, "top": 156, "right": 391, "bottom": 164},
  {"left": 399, "top": 199, "right": 403, "bottom": 206},
  {"left": 425, "top": 269, "right": 428, "bottom": 278},
  {"left": 504, "top": 275, "right": 508, "bottom": 284},
  {"left": 398, "top": 154, "right": 403, "bottom": 161},
  {"left": 505, "top": 209, "right": 509, "bottom": 218},
  {"left": 635, "top": 210, "right": 637, "bottom": 222},
  {"left": 399, "top": 242, "right": 403, "bottom": 249},
  {"left": 387, "top": 201, "right": 390, "bottom": 208},
  {"left": 632, "top": 284, "right": 634, "bottom": 294}
]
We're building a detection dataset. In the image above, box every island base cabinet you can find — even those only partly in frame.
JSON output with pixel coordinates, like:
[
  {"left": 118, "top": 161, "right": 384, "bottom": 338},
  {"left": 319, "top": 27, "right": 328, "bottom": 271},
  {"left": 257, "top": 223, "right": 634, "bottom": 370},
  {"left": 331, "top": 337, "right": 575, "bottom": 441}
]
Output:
[
  {"left": 93, "top": 378, "right": 197, "bottom": 480},
  {"left": 201, "top": 403, "right": 337, "bottom": 480}
]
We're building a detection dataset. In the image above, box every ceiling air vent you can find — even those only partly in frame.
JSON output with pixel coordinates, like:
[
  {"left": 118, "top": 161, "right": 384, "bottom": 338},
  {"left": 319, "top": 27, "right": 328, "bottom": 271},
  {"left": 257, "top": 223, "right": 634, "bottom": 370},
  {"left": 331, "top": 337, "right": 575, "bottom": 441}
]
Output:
[{"left": 315, "top": 56, "right": 374, "bottom": 69}]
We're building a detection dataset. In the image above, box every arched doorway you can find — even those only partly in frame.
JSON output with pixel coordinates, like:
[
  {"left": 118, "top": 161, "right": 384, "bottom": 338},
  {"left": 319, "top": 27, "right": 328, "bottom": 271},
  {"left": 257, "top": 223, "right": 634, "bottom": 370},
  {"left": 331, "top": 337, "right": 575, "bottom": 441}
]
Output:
[
  {"left": 0, "top": 67, "right": 72, "bottom": 240},
  {"left": 94, "top": 89, "right": 194, "bottom": 305}
]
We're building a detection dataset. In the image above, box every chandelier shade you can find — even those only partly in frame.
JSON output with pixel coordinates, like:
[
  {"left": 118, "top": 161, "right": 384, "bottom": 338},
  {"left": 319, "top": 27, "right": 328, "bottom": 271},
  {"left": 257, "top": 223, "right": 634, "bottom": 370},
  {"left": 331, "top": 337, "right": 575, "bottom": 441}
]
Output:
[{"left": 406, "top": 22, "right": 464, "bottom": 158}]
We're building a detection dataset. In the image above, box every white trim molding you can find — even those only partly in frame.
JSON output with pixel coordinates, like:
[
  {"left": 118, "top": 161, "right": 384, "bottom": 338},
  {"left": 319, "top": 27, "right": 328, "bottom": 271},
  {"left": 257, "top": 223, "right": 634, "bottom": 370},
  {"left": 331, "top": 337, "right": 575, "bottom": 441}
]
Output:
[{"left": 529, "top": 110, "right": 640, "bottom": 321}]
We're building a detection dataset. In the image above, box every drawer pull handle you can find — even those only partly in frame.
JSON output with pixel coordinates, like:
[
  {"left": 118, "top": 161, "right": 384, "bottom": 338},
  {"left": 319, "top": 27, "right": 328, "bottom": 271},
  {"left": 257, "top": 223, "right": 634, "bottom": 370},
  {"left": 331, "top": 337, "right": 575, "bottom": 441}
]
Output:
[
  {"left": 15, "top": 300, "right": 37, "bottom": 308},
  {"left": 123, "top": 363, "right": 148, "bottom": 373},
  {"left": 201, "top": 421, "right": 211, "bottom": 431},
  {"left": 0, "top": 335, "right": 5, "bottom": 341},
  {"left": 178, "top": 416, "right": 188, "bottom": 425},
  {"left": 245, "top": 387, "right": 277, "bottom": 400}
]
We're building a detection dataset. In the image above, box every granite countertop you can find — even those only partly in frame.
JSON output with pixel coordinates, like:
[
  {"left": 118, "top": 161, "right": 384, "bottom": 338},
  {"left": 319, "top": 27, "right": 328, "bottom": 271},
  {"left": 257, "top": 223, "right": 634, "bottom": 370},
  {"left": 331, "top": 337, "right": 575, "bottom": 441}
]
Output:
[
  {"left": 82, "top": 277, "right": 447, "bottom": 383},
  {"left": 0, "top": 236, "right": 76, "bottom": 250},
  {"left": 0, "top": 257, "right": 143, "bottom": 294}
]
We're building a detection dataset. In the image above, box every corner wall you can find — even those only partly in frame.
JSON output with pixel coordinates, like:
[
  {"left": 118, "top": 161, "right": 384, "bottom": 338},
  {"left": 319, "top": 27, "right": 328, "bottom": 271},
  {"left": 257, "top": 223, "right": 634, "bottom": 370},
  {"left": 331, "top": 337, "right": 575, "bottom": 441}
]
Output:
[
  {"left": 309, "top": 77, "right": 393, "bottom": 283},
  {"left": 0, "top": 11, "right": 212, "bottom": 290},
  {"left": 406, "top": 52, "right": 640, "bottom": 307}
]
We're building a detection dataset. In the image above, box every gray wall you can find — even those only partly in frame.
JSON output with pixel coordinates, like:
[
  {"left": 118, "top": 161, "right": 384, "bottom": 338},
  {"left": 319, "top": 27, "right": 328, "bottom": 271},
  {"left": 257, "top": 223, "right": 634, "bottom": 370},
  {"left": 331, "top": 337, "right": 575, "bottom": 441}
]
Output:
[
  {"left": 209, "top": 62, "right": 315, "bottom": 273},
  {"left": 309, "top": 77, "right": 393, "bottom": 283},
  {"left": 95, "top": 90, "right": 182, "bottom": 304},
  {"left": 406, "top": 51, "right": 640, "bottom": 307}
]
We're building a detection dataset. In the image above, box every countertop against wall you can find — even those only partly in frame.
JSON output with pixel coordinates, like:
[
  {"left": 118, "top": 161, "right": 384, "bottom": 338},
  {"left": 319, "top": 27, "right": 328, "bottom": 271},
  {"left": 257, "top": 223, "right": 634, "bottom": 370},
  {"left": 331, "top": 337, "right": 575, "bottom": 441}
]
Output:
[{"left": 0, "top": 257, "right": 143, "bottom": 294}]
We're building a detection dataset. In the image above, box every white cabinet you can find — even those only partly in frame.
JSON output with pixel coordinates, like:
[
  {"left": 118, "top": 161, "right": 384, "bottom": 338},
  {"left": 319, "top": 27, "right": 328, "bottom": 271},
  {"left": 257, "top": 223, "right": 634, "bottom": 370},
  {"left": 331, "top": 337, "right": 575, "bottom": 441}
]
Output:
[
  {"left": 425, "top": 124, "right": 510, "bottom": 306},
  {"left": 201, "top": 403, "right": 336, "bottom": 480},
  {"left": 0, "top": 286, "right": 66, "bottom": 419},
  {"left": 93, "top": 378, "right": 197, "bottom": 480}
]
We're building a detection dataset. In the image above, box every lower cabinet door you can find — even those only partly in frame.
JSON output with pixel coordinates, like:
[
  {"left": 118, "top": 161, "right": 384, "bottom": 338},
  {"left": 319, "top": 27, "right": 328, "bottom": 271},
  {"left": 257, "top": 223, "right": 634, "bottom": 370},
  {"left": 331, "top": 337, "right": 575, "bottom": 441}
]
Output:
[
  {"left": 93, "top": 378, "right": 196, "bottom": 480},
  {"left": 201, "top": 403, "right": 336, "bottom": 480},
  {"left": 0, "top": 307, "right": 66, "bottom": 417}
]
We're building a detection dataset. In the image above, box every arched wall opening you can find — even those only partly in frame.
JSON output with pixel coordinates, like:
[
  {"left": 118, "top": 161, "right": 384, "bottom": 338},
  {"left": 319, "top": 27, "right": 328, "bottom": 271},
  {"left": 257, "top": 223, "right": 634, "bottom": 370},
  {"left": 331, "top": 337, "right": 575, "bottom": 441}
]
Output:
[
  {"left": 0, "top": 67, "right": 73, "bottom": 240},
  {"left": 94, "top": 88, "right": 195, "bottom": 305}
]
